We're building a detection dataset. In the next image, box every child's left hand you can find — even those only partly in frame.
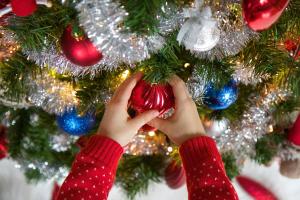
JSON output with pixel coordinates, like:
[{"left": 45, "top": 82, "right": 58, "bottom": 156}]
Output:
[{"left": 97, "top": 72, "right": 159, "bottom": 146}]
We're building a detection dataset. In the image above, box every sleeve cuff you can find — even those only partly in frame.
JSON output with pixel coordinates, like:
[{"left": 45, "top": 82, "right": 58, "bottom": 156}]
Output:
[
  {"left": 179, "top": 136, "right": 223, "bottom": 170},
  {"left": 82, "top": 135, "right": 124, "bottom": 170}
]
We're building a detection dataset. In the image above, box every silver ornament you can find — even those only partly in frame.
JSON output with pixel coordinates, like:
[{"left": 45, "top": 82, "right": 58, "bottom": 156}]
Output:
[
  {"left": 194, "top": 1, "right": 259, "bottom": 60},
  {"left": 177, "top": 0, "right": 220, "bottom": 52}
]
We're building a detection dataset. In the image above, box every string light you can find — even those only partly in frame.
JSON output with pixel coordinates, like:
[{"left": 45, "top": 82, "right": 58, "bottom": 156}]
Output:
[{"left": 121, "top": 69, "right": 130, "bottom": 80}]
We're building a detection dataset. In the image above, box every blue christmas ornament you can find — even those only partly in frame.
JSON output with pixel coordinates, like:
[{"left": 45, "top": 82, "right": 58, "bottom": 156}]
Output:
[
  {"left": 203, "top": 80, "right": 238, "bottom": 110},
  {"left": 56, "top": 108, "right": 96, "bottom": 136}
]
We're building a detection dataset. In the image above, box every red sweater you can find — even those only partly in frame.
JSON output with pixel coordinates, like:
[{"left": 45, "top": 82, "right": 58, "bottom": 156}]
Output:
[{"left": 56, "top": 135, "right": 238, "bottom": 200}]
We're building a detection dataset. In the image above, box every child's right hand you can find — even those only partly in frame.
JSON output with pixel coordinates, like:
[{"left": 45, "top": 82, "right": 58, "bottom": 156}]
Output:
[{"left": 148, "top": 75, "right": 206, "bottom": 145}]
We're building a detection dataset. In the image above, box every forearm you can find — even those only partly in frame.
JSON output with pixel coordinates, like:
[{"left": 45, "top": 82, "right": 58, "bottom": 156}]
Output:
[
  {"left": 180, "top": 136, "right": 238, "bottom": 200},
  {"left": 56, "top": 135, "right": 123, "bottom": 200}
]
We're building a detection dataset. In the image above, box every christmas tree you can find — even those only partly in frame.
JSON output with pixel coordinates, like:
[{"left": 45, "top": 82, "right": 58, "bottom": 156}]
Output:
[{"left": 0, "top": 0, "right": 300, "bottom": 199}]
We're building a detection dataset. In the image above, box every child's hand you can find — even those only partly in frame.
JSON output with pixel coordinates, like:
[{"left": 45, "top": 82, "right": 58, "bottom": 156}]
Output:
[
  {"left": 148, "top": 75, "right": 206, "bottom": 145},
  {"left": 98, "top": 72, "right": 159, "bottom": 146}
]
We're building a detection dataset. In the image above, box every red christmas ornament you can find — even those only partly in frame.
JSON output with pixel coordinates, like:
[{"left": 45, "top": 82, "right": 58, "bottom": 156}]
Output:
[
  {"left": 165, "top": 161, "right": 186, "bottom": 189},
  {"left": 242, "top": 0, "right": 290, "bottom": 31},
  {"left": 288, "top": 114, "right": 300, "bottom": 146},
  {"left": 130, "top": 79, "right": 175, "bottom": 131},
  {"left": 0, "top": 125, "right": 8, "bottom": 160},
  {"left": 236, "top": 176, "right": 277, "bottom": 200},
  {"left": 61, "top": 25, "right": 103, "bottom": 67},
  {"left": 284, "top": 38, "right": 300, "bottom": 60},
  {"left": 11, "top": 0, "right": 37, "bottom": 17}
]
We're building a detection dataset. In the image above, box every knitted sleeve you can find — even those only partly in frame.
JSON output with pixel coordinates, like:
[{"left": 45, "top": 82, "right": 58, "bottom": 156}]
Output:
[
  {"left": 56, "top": 135, "right": 123, "bottom": 200},
  {"left": 179, "top": 136, "right": 239, "bottom": 200}
]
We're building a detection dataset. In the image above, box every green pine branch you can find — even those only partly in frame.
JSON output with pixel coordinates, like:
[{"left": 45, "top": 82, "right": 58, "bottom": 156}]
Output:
[
  {"left": 254, "top": 133, "right": 285, "bottom": 165},
  {"left": 1, "top": 106, "right": 78, "bottom": 181},
  {"left": 222, "top": 152, "right": 240, "bottom": 180},
  {"left": 0, "top": 52, "right": 37, "bottom": 102},
  {"left": 116, "top": 154, "right": 167, "bottom": 200}
]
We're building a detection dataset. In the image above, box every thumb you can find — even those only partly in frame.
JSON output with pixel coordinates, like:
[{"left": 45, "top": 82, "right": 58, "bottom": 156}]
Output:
[
  {"left": 147, "top": 117, "right": 167, "bottom": 131},
  {"left": 130, "top": 110, "right": 160, "bottom": 130}
]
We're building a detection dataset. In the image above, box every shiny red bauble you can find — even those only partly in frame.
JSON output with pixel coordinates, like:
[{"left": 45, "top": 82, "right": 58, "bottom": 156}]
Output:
[
  {"left": 284, "top": 38, "right": 300, "bottom": 60},
  {"left": 165, "top": 161, "right": 186, "bottom": 189},
  {"left": 61, "top": 26, "right": 103, "bottom": 67},
  {"left": 242, "top": 0, "right": 290, "bottom": 31},
  {"left": 236, "top": 176, "right": 277, "bottom": 200},
  {"left": 11, "top": 0, "right": 37, "bottom": 17},
  {"left": 130, "top": 80, "right": 175, "bottom": 131},
  {"left": 130, "top": 80, "right": 174, "bottom": 115},
  {"left": 288, "top": 114, "right": 300, "bottom": 147}
]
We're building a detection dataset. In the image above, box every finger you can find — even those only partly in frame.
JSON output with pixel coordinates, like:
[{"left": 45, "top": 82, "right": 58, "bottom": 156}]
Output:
[
  {"left": 147, "top": 117, "right": 168, "bottom": 132},
  {"left": 111, "top": 72, "right": 143, "bottom": 105},
  {"left": 129, "top": 110, "right": 160, "bottom": 130},
  {"left": 168, "top": 75, "right": 190, "bottom": 103}
]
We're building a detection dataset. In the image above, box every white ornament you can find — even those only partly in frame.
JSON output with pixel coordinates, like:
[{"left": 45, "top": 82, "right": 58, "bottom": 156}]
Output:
[{"left": 177, "top": 0, "right": 220, "bottom": 52}]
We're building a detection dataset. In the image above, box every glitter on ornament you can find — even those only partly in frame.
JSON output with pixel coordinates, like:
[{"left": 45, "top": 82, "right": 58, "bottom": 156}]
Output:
[
  {"left": 203, "top": 80, "right": 238, "bottom": 110},
  {"left": 195, "top": 1, "right": 259, "bottom": 60},
  {"left": 125, "top": 131, "right": 169, "bottom": 155},
  {"left": 56, "top": 108, "right": 96, "bottom": 136},
  {"left": 216, "top": 88, "right": 289, "bottom": 162},
  {"left": 27, "top": 72, "right": 78, "bottom": 114},
  {"left": 76, "top": 0, "right": 184, "bottom": 68}
]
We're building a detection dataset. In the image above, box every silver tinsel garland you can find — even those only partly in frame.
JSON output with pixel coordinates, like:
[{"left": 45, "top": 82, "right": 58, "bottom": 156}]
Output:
[
  {"left": 76, "top": 0, "right": 184, "bottom": 68},
  {"left": 215, "top": 89, "right": 289, "bottom": 162},
  {"left": 193, "top": 1, "right": 259, "bottom": 60},
  {"left": 26, "top": 72, "right": 78, "bottom": 114},
  {"left": 24, "top": 46, "right": 118, "bottom": 77},
  {"left": 186, "top": 70, "right": 207, "bottom": 104},
  {"left": 232, "top": 60, "right": 269, "bottom": 85}
]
